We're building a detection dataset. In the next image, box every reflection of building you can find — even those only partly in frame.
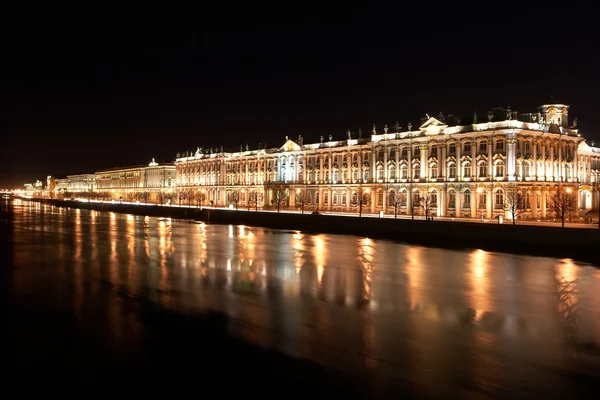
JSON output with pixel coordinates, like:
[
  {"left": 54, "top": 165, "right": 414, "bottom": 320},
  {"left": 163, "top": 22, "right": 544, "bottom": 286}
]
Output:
[
  {"left": 175, "top": 103, "right": 590, "bottom": 219},
  {"left": 94, "top": 159, "right": 176, "bottom": 203}
]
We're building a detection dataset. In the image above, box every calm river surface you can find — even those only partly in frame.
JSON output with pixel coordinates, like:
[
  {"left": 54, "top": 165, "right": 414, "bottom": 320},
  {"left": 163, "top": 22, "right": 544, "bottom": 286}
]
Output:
[{"left": 4, "top": 199, "right": 600, "bottom": 397}]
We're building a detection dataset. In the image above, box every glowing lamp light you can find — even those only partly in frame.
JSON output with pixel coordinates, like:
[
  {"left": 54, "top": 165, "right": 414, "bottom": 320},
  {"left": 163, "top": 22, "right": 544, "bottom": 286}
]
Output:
[{"left": 229, "top": 204, "right": 234, "bottom": 209}]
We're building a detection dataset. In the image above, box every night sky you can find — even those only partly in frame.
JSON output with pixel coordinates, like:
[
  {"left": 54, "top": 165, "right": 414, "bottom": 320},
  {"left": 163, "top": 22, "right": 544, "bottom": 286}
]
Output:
[{"left": 2, "top": 3, "right": 598, "bottom": 188}]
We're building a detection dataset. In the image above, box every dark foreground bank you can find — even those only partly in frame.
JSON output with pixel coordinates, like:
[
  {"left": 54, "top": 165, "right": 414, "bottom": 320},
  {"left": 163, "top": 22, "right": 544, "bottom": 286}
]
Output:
[
  {"left": 5, "top": 295, "right": 373, "bottom": 397},
  {"left": 31, "top": 198, "right": 600, "bottom": 264}
]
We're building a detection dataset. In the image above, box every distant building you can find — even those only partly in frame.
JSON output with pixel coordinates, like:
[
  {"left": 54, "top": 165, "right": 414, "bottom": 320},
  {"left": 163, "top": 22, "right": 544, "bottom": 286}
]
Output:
[
  {"left": 66, "top": 173, "right": 96, "bottom": 195},
  {"left": 93, "top": 159, "right": 176, "bottom": 203},
  {"left": 175, "top": 103, "right": 595, "bottom": 220}
]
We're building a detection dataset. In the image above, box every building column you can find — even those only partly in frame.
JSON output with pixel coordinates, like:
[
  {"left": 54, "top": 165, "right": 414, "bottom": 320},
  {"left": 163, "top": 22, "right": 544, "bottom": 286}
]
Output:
[
  {"left": 487, "top": 139, "right": 493, "bottom": 178},
  {"left": 394, "top": 145, "right": 400, "bottom": 181},
  {"left": 370, "top": 189, "right": 376, "bottom": 214},
  {"left": 533, "top": 140, "right": 538, "bottom": 179},
  {"left": 420, "top": 144, "right": 428, "bottom": 180},
  {"left": 470, "top": 186, "right": 477, "bottom": 218},
  {"left": 541, "top": 189, "right": 547, "bottom": 218},
  {"left": 383, "top": 147, "right": 388, "bottom": 181},
  {"left": 346, "top": 188, "right": 351, "bottom": 212},
  {"left": 507, "top": 133, "right": 517, "bottom": 181},
  {"left": 486, "top": 187, "right": 492, "bottom": 218},
  {"left": 438, "top": 188, "right": 445, "bottom": 217}
]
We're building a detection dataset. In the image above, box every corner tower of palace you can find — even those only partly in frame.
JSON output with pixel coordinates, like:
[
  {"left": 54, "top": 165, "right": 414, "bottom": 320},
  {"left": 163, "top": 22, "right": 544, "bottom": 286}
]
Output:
[{"left": 174, "top": 103, "right": 600, "bottom": 219}]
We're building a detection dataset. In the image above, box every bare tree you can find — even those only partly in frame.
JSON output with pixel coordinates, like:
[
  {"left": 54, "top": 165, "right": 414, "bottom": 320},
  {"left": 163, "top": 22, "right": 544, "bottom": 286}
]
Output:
[
  {"left": 228, "top": 190, "right": 240, "bottom": 210},
  {"left": 351, "top": 187, "right": 370, "bottom": 217},
  {"left": 177, "top": 191, "right": 186, "bottom": 206},
  {"left": 388, "top": 190, "right": 403, "bottom": 219},
  {"left": 273, "top": 188, "right": 286, "bottom": 213},
  {"left": 550, "top": 189, "right": 577, "bottom": 228},
  {"left": 418, "top": 192, "right": 436, "bottom": 220},
  {"left": 504, "top": 186, "right": 525, "bottom": 225},
  {"left": 249, "top": 190, "right": 261, "bottom": 211},
  {"left": 295, "top": 189, "right": 311, "bottom": 214},
  {"left": 196, "top": 191, "right": 206, "bottom": 208},
  {"left": 186, "top": 190, "right": 194, "bottom": 206},
  {"left": 140, "top": 191, "right": 149, "bottom": 204}
]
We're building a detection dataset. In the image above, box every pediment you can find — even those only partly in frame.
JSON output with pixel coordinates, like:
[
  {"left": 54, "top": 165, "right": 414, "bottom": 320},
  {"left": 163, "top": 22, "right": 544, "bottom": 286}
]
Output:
[
  {"left": 280, "top": 139, "right": 302, "bottom": 152},
  {"left": 419, "top": 117, "right": 448, "bottom": 135}
]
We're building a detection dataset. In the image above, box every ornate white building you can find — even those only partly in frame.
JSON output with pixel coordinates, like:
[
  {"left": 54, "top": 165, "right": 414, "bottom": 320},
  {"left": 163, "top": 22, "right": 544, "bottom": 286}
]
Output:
[{"left": 176, "top": 103, "right": 599, "bottom": 220}]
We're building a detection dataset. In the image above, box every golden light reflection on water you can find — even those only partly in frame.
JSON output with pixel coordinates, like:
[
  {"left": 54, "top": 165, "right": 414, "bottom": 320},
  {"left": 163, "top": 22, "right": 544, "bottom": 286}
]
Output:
[
  {"left": 157, "top": 218, "right": 172, "bottom": 306},
  {"left": 10, "top": 200, "right": 600, "bottom": 386},
  {"left": 405, "top": 246, "right": 424, "bottom": 310},
  {"left": 358, "top": 237, "right": 375, "bottom": 305},
  {"left": 292, "top": 231, "right": 305, "bottom": 274},
  {"left": 312, "top": 235, "right": 326, "bottom": 288},
  {"left": 126, "top": 214, "right": 138, "bottom": 293},
  {"left": 108, "top": 212, "right": 117, "bottom": 282},
  {"left": 469, "top": 249, "right": 490, "bottom": 320},
  {"left": 73, "top": 208, "right": 83, "bottom": 322}
]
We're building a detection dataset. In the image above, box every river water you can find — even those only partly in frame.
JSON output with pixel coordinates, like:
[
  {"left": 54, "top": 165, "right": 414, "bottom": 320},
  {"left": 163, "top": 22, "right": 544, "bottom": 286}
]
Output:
[{"left": 4, "top": 199, "right": 600, "bottom": 397}]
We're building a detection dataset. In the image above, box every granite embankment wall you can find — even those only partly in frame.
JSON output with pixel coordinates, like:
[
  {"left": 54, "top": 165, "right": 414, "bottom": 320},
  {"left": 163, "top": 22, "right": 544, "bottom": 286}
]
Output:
[{"left": 32, "top": 198, "right": 600, "bottom": 264}]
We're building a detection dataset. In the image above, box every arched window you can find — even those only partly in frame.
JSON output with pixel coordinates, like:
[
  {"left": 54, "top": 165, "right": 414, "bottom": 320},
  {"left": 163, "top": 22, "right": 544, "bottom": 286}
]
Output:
[
  {"left": 448, "top": 190, "right": 456, "bottom": 208},
  {"left": 332, "top": 192, "right": 338, "bottom": 205},
  {"left": 430, "top": 163, "right": 438, "bottom": 179},
  {"left": 314, "top": 191, "right": 319, "bottom": 205},
  {"left": 342, "top": 192, "right": 347, "bottom": 205},
  {"left": 494, "top": 189, "right": 504, "bottom": 208},
  {"left": 377, "top": 190, "right": 384, "bottom": 206},
  {"left": 448, "top": 162, "right": 456, "bottom": 179},
  {"left": 400, "top": 189, "right": 407, "bottom": 205},
  {"left": 389, "top": 165, "right": 396, "bottom": 179},
  {"left": 478, "top": 161, "right": 487, "bottom": 178},
  {"left": 376, "top": 165, "right": 384, "bottom": 181},
  {"left": 388, "top": 189, "right": 396, "bottom": 204},
  {"left": 494, "top": 160, "right": 505, "bottom": 178},
  {"left": 430, "top": 190, "right": 438, "bottom": 206},
  {"left": 463, "top": 190, "right": 471, "bottom": 207},
  {"left": 323, "top": 191, "right": 329, "bottom": 205},
  {"left": 463, "top": 162, "right": 471, "bottom": 178},
  {"left": 412, "top": 163, "right": 420, "bottom": 179},
  {"left": 400, "top": 164, "right": 408, "bottom": 179}
]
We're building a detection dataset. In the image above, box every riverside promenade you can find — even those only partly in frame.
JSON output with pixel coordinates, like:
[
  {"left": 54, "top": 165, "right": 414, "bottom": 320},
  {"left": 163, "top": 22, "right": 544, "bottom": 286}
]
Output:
[{"left": 18, "top": 197, "right": 600, "bottom": 265}]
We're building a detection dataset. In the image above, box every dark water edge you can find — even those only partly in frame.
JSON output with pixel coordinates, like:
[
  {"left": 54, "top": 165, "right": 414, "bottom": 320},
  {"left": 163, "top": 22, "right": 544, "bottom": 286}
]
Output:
[{"left": 4, "top": 296, "right": 377, "bottom": 397}]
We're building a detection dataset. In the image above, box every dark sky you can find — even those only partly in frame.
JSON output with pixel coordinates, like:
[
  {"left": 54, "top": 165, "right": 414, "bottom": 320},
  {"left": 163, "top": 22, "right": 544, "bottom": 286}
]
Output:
[{"left": 1, "top": 3, "right": 598, "bottom": 187}]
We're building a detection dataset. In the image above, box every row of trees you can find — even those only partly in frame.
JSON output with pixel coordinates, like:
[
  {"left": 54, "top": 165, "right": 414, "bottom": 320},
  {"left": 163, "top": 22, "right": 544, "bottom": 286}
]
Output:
[
  {"left": 64, "top": 186, "right": 578, "bottom": 225},
  {"left": 295, "top": 186, "right": 578, "bottom": 227},
  {"left": 504, "top": 187, "right": 577, "bottom": 227}
]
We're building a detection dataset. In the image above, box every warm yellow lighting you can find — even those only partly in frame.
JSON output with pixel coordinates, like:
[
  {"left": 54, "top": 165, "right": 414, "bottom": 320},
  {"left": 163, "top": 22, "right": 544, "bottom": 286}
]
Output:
[{"left": 566, "top": 187, "right": 572, "bottom": 193}]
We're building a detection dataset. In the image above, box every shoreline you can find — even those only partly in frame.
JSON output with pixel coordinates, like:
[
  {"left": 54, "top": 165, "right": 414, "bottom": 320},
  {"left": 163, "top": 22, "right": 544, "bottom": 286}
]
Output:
[{"left": 16, "top": 197, "right": 600, "bottom": 265}]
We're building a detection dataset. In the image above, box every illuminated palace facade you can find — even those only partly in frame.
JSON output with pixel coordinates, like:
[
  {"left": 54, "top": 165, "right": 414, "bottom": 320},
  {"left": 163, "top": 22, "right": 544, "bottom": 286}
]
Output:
[
  {"left": 176, "top": 103, "right": 600, "bottom": 219},
  {"left": 52, "top": 159, "right": 176, "bottom": 202}
]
